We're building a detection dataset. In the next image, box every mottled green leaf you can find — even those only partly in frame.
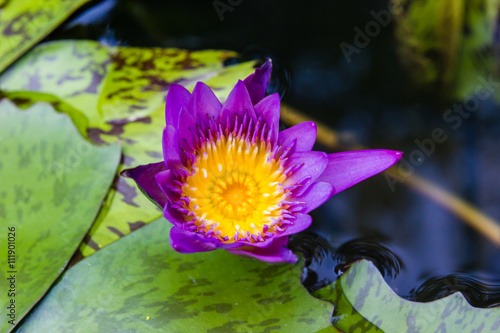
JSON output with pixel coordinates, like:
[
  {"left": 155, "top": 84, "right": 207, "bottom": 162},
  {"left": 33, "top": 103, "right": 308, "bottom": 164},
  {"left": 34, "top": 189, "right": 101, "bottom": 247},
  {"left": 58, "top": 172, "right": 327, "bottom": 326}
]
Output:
[
  {"left": 0, "top": 40, "right": 253, "bottom": 130},
  {"left": 0, "top": 0, "right": 90, "bottom": 73},
  {"left": 0, "top": 100, "right": 120, "bottom": 332},
  {"left": 394, "top": 0, "right": 499, "bottom": 100},
  {"left": 0, "top": 40, "right": 257, "bottom": 257},
  {"left": 17, "top": 218, "right": 333, "bottom": 333},
  {"left": 312, "top": 260, "right": 500, "bottom": 332},
  {"left": 315, "top": 327, "right": 343, "bottom": 333}
]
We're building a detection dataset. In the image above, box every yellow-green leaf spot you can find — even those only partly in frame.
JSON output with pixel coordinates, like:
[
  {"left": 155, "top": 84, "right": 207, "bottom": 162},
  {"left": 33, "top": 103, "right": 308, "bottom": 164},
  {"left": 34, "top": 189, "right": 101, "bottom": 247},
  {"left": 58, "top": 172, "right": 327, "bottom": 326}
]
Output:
[{"left": 0, "top": 0, "right": 90, "bottom": 73}]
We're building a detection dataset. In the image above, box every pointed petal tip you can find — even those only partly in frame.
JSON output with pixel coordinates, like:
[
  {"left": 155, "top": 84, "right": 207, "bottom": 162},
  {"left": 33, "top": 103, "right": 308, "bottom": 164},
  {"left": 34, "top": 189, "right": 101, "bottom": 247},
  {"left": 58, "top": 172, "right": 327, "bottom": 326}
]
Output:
[
  {"left": 166, "top": 84, "right": 191, "bottom": 100},
  {"left": 278, "top": 121, "right": 318, "bottom": 152},
  {"left": 169, "top": 83, "right": 188, "bottom": 91},
  {"left": 236, "top": 79, "right": 246, "bottom": 87},
  {"left": 380, "top": 149, "right": 404, "bottom": 165},
  {"left": 188, "top": 81, "right": 222, "bottom": 119},
  {"left": 119, "top": 169, "right": 131, "bottom": 178},
  {"left": 121, "top": 162, "right": 167, "bottom": 208},
  {"left": 165, "top": 84, "right": 191, "bottom": 127},
  {"left": 284, "top": 250, "right": 298, "bottom": 264},
  {"left": 220, "top": 79, "right": 255, "bottom": 119},
  {"left": 192, "top": 81, "right": 212, "bottom": 95},
  {"left": 243, "top": 59, "right": 273, "bottom": 105},
  {"left": 317, "top": 149, "right": 404, "bottom": 195},
  {"left": 259, "top": 58, "right": 272, "bottom": 71},
  {"left": 248, "top": 58, "right": 272, "bottom": 76}
]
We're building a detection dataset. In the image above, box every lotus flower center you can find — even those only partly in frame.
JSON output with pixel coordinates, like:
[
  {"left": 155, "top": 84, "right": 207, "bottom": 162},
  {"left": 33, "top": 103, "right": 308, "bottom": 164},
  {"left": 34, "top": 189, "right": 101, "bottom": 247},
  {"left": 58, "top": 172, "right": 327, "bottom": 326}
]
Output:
[
  {"left": 221, "top": 184, "right": 248, "bottom": 206},
  {"left": 178, "top": 128, "right": 295, "bottom": 243}
]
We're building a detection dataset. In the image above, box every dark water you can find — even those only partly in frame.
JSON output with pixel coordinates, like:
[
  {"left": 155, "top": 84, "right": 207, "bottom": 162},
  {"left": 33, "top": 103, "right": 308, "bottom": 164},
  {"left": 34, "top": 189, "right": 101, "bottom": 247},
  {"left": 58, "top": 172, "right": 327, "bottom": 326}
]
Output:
[{"left": 45, "top": 0, "right": 500, "bottom": 307}]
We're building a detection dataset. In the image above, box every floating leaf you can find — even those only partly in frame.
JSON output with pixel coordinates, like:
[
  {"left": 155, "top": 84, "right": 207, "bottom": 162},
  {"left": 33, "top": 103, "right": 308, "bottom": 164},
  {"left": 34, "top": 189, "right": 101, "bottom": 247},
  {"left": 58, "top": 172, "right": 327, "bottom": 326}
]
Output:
[
  {"left": 0, "top": 100, "right": 120, "bottom": 332},
  {"left": 17, "top": 218, "right": 333, "bottom": 333},
  {"left": 0, "top": 0, "right": 90, "bottom": 73},
  {"left": 393, "top": 0, "right": 499, "bottom": 100},
  {"left": 312, "top": 260, "right": 500, "bottom": 332},
  {"left": 0, "top": 40, "right": 253, "bottom": 130},
  {"left": 0, "top": 40, "right": 257, "bottom": 257}
]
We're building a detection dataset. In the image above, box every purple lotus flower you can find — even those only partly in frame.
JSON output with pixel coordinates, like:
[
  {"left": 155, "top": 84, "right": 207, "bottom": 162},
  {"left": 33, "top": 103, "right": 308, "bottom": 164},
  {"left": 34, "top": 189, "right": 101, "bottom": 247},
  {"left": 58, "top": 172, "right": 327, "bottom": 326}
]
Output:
[{"left": 123, "top": 60, "right": 402, "bottom": 264}]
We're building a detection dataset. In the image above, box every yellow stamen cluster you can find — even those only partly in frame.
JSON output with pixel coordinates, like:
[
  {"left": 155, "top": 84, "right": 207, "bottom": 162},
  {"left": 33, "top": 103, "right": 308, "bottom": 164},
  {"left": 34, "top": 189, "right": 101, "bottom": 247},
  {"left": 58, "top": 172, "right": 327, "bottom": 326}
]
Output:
[{"left": 179, "top": 131, "right": 292, "bottom": 243}]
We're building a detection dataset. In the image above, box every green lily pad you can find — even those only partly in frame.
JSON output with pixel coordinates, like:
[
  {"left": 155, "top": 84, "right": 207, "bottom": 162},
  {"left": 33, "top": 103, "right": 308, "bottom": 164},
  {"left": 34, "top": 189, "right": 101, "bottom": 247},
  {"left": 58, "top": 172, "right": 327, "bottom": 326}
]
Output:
[
  {"left": 17, "top": 218, "right": 334, "bottom": 333},
  {"left": 0, "top": 40, "right": 257, "bottom": 257},
  {"left": 0, "top": 40, "right": 254, "bottom": 131},
  {"left": 0, "top": 0, "right": 90, "bottom": 73},
  {"left": 0, "top": 100, "right": 120, "bottom": 332},
  {"left": 312, "top": 260, "right": 500, "bottom": 332}
]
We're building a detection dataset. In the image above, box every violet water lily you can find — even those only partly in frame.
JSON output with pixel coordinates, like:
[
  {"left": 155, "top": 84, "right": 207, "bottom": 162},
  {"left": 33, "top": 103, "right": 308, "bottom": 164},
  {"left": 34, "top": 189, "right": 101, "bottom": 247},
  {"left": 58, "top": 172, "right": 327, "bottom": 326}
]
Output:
[{"left": 123, "top": 60, "right": 402, "bottom": 263}]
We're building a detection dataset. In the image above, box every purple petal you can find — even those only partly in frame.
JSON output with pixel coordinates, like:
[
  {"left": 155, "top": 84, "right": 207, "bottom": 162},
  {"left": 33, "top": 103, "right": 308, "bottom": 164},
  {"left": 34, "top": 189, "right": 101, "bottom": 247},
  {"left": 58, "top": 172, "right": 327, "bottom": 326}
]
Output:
[
  {"left": 155, "top": 172, "right": 193, "bottom": 228},
  {"left": 278, "top": 121, "right": 317, "bottom": 152},
  {"left": 176, "top": 107, "right": 196, "bottom": 151},
  {"left": 243, "top": 59, "right": 272, "bottom": 105},
  {"left": 227, "top": 236, "right": 297, "bottom": 263},
  {"left": 121, "top": 162, "right": 167, "bottom": 208},
  {"left": 220, "top": 80, "right": 256, "bottom": 121},
  {"left": 295, "top": 181, "right": 334, "bottom": 213},
  {"left": 188, "top": 82, "right": 222, "bottom": 120},
  {"left": 155, "top": 174, "right": 199, "bottom": 230},
  {"left": 163, "top": 204, "right": 186, "bottom": 229},
  {"left": 155, "top": 170, "right": 177, "bottom": 203},
  {"left": 165, "top": 84, "right": 191, "bottom": 128},
  {"left": 254, "top": 93, "right": 280, "bottom": 129},
  {"left": 162, "top": 125, "right": 180, "bottom": 167},
  {"left": 170, "top": 226, "right": 216, "bottom": 254},
  {"left": 285, "top": 151, "right": 328, "bottom": 186},
  {"left": 238, "top": 235, "right": 275, "bottom": 249},
  {"left": 316, "top": 149, "right": 403, "bottom": 195},
  {"left": 277, "top": 213, "right": 312, "bottom": 237},
  {"left": 215, "top": 232, "right": 274, "bottom": 250}
]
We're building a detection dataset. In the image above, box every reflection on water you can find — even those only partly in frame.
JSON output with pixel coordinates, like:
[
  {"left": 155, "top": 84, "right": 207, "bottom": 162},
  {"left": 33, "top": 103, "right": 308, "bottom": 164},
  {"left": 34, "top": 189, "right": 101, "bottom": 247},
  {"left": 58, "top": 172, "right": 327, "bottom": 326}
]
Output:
[
  {"left": 288, "top": 232, "right": 337, "bottom": 291},
  {"left": 291, "top": 232, "right": 500, "bottom": 308},
  {"left": 407, "top": 274, "right": 500, "bottom": 308},
  {"left": 289, "top": 234, "right": 404, "bottom": 291},
  {"left": 48, "top": 0, "right": 500, "bottom": 308},
  {"left": 333, "top": 237, "right": 403, "bottom": 279}
]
